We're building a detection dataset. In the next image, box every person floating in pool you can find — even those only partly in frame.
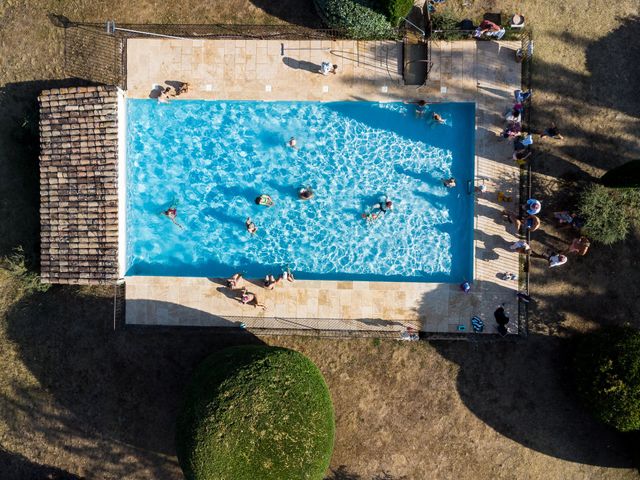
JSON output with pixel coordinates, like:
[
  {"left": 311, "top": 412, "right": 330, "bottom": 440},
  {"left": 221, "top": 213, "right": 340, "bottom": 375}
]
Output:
[
  {"left": 245, "top": 217, "right": 257, "bottom": 234},
  {"left": 299, "top": 187, "right": 314, "bottom": 200},
  {"left": 362, "top": 211, "right": 380, "bottom": 223},
  {"left": 443, "top": 177, "right": 456, "bottom": 188},
  {"left": 404, "top": 99, "right": 427, "bottom": 117},
  {"left": 432, "top": 112, "right": 445, "bottom": 124},
  {"left": 288, "top": 137, "right": 298, "bottom": 149},
  {"left": 373, "top": 196, "right": 393, "bottom": 214},
  {"left": 255, "top": 194, "right": 274, "bottom": 207},
  {"left": 162, "top": 204, "right": 184, "bottom": 229}
]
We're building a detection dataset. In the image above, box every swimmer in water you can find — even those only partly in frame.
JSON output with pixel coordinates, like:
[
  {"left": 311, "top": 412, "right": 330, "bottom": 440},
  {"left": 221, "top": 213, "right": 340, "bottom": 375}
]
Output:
[
  {"left": 299, "top": 187, "right": 314, "bottom": 200},
  {"left": 255, "top": 194, "right": 274, "bottom": 206},
  {"left": 374, "top": 197, "right": 393, "bottom": 213},
  {"left": 432, "top": 112, "right": 445, "bottom": 124},
  {"left": 246, "top": 217, "right": 257, "bottom": 234},
  {"left": 404, "top": 99, "right": 427, "bottom": 117},
  {"left": 443, "top": 177, "right": 456, "bottom": 188},
  {"left": 288, "top": 137, "right": 298, "bottom": 149},
  {"left": 162, "top": 204, "right": 184, "bottom": 229}
]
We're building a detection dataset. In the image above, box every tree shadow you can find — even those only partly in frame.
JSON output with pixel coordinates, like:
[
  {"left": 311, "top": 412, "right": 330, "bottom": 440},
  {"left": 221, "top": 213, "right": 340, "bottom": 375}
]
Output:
[
  {"left": 0, "top": 445, "right": 83, "bottom": 480},
  {"left": 585, "top": 16, "right": 640, "bottom": 118},
  {"left": 431, "top": 333, "right": 635, "bottom": 467},
  {"left": 3, "top": 286, "right": 264, "bottom": 478},
  {"left": 249, "top": 0, "right": 324, "bottom": 28},
  {"left": 325, "top": 465, "right": 408, "bottom": 480}
]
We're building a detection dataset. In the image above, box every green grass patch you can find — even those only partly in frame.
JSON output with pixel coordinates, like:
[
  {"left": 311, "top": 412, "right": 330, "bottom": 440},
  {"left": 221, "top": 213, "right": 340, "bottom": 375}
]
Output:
[{"left": 176, "top": 345, "right": 335, "bottom": 480}]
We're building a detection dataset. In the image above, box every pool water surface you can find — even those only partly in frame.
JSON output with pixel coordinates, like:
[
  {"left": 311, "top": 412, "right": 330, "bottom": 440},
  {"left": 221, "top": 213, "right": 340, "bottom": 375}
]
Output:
[{"left": 126, "top": 100, "right": 475, "bottom": 282}]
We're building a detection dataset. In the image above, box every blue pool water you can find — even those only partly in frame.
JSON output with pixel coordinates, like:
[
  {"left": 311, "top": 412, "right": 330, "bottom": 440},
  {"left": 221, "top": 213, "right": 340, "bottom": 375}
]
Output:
[{"left": 126, "top": 100, "right": 475, "bottom": 282}]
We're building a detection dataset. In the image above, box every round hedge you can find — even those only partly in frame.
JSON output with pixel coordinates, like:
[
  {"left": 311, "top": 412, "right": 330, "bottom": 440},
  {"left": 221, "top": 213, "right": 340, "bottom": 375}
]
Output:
[
  {"left": 573, "top": 326, "right": 640, "bottom": 432},
  {"left": 176, "top": 345, "right": 335, "bottom": 480},
  {"left": 314, "top": 0, "right": 410, "bottom": 38}
]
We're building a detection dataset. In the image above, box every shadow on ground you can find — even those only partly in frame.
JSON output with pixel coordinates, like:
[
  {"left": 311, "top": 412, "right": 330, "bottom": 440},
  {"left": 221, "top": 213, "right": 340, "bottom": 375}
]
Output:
[
  {"left": 0, "top": 446, "right": 83, "bottom": 480},
  {"left": 249, "top": 0, "right": 323, "bottom": 28},
  {"left": 325, "top": 465, "right": 407, "bottom": 480},
  {"left": 2, "top": 286, "right": 263, "bottom": 479},
  {"left": 0, "top": 80, "right": 97, "bottom": 261},
  {"left": 432, "top": 335, "right": 635, "bottom": 468}
]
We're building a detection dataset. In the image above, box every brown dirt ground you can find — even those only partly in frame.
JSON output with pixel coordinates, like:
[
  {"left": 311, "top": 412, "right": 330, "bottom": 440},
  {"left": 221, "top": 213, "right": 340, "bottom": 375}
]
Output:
[{"left": 1, "top": 0, "right": 640, "bottom": 479}]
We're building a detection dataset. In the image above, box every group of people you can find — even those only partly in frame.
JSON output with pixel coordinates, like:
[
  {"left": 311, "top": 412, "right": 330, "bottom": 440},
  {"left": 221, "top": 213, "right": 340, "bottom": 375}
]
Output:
[
  {"left": 225, "top": 269, "right": 296, "bottom": 311},
  {"left": 152, "top": 82, "right": 190, "bottom": 103},
  {"left": 404, "top": 99, "right": 446, "bottom": 124}
]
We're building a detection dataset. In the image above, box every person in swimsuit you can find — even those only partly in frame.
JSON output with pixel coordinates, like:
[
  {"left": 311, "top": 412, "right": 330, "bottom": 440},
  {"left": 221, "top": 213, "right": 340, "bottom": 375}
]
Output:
[
  {"left": 299, "top": 187, "right": 314, "bottom": 200},
  {"left": 245, "top": 217, "right": 257, "bottom": 234},
  {"left": 567, "top": 236, "right": 590, "bottom": 256},
  {"left": 255, "top": 194, "right": 274, "bottom": 206},
  {"left": 239, "top": 287, "right": 266, "bottom": 309},
  {"left": 227, "top": 273, "right": 243, "bottom": 288},
  {"left": 443, "top": 178, "right": 456, "bottom": 188},
  {"left": 432, "top": 112, "right": 445, "bottom": 124},
  {"left": 162, "top": 205, "right": 184, "bottom": 229},
  {"left": 264, "top": 274, "right": 277, "bottom": 290},
  {"left": 404, "top": 99, "right": 427, "bottom": 117},
  {"left": 288, "top": 137, "right": 298, "bottom": 149},
  {"left": 374, "top": 196, "right": 393, "bottom": 213}
]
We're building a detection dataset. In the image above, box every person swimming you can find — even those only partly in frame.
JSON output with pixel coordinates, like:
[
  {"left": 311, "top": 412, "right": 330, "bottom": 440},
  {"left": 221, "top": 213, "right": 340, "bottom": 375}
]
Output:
[
  {"left": 299, "top": 187, "right": 314, "bottom": 200},
  {"left": 288, "top": 137, "right": 298, "bottom": 149},
  {"left": 162, "top": 204, "right": 184, "bottom": 229},
  {"left": 443, "top": 178, "right": 456, "bottom": 188},
  {"left": 245, "top": 217, "right": 257, "bottom": 234},
  {"left": 374, "top": 196, "right": 393, "bottom": 213},
  {"left": 433, "top": 112, "right": 445, "bottom": 124},
  {"left": 255, "top": 194, "right": 274, "bottom": 206}
]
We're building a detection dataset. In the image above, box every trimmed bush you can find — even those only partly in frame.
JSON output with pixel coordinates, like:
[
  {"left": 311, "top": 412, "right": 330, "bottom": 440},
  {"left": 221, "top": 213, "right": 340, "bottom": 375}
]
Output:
[
  {"left": 176, "top": 345, "right": 335, "bottom": 480},
  {"left": 573, "top": 326, "right": 640, "bottom": 432},
  {"left": 579, "top": 183, "right": 640, "bottom": 245},
  {"left": 314, "top": 0, "right": 396, "bottom": 39},
  {"left": 601, "top": 160, "right": 640, "bottom": 188},
  {"left": 379, "top": 0, "right": 414, "bottom": 26}
]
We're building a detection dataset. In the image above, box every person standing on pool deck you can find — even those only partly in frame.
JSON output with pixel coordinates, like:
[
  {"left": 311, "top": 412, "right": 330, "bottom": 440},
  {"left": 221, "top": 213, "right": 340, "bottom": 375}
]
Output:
[{"left": 245, "top": 217, "right": 257, "bottom": 234}]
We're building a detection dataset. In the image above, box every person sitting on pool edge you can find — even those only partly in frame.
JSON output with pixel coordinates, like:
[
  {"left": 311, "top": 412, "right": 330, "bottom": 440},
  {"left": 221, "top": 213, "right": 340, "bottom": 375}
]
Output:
[
  {"left": 299, "top": 187, "right": 314, "bottom": 200},
  {"left": 443, "top": 177, "right": 456, "bottom": 188},
  {"left": 245, "top": 217, "right": 257, "bottom": 234},
  {"left": 227, "top": 272, "right": 243, "bottom": 288},
  {"left": 255, "top": 194, "right": 274, "bottom": 206}
]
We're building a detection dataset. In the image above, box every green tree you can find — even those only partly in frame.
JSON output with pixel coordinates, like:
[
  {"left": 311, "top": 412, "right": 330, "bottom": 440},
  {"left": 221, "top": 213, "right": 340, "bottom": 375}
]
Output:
[
  {"left": 176, "top": 345, "right": 335, "bottom": 480},
  {"left": 573, "top": 326, "right": 640, "bottom": 432},
  {"left": 600, "top": 160, "right": 640, "bottom": 188},
  {"left": 579, "top": 183, "right": 640, "bottom": 245}
]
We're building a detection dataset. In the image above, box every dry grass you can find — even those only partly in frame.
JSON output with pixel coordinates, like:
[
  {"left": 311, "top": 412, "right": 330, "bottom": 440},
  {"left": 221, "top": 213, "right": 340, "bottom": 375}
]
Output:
[{"left": 1, "top": 0, "right": 640, "bottom": 479}]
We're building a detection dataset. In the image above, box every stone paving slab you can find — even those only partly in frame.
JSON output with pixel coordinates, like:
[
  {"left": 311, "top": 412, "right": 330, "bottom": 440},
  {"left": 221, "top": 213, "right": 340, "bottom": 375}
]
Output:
[{"left": 124, "top": 39, "right": 523, "bottom": 334}]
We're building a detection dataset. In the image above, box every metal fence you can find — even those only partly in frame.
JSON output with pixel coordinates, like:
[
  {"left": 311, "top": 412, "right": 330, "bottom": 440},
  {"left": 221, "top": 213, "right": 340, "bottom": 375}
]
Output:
[{"left": 518, "top": 28, "right": 533, "bottom": 337}]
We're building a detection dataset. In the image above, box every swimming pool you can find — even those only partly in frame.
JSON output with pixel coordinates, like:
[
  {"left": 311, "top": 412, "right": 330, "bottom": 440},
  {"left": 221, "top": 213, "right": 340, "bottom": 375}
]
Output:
[{"left": 126, "top": 100, "right": 475, "bottom": 282}]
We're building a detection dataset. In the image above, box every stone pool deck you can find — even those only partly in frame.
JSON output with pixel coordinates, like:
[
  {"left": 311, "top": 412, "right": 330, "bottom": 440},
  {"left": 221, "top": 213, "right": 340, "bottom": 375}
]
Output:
[{"left": 124, "top": 38, "right": 523, "bottom": 334}]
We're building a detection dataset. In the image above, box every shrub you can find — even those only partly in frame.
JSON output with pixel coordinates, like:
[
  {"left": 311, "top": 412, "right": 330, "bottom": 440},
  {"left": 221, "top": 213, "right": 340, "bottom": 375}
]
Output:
[
  {"left": 176, "top": 345, "right": 335, "bottom": 480},
  {"left": 429, "top": 10, "right": 469, "bottom": 40},
  {"left": 313, "top": 0, "right": 397, "bottom": 39},
  {"left": 579, "top": 183, "right": 640, "bottom": 245},
  {"left": 573, "top": 326, "right": 640, "bottom": 432},
  {"left": 0, "top": 247, "right": 49, "bottom": 294},
  {"left": 379, "top": 0, "right": 414, "bottom": 26}
]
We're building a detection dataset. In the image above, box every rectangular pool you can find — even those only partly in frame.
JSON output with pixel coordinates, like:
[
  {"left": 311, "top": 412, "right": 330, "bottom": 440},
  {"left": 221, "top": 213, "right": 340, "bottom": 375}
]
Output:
[{"left": 125, "top": 100, "right": 475, "bottom": 282}]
